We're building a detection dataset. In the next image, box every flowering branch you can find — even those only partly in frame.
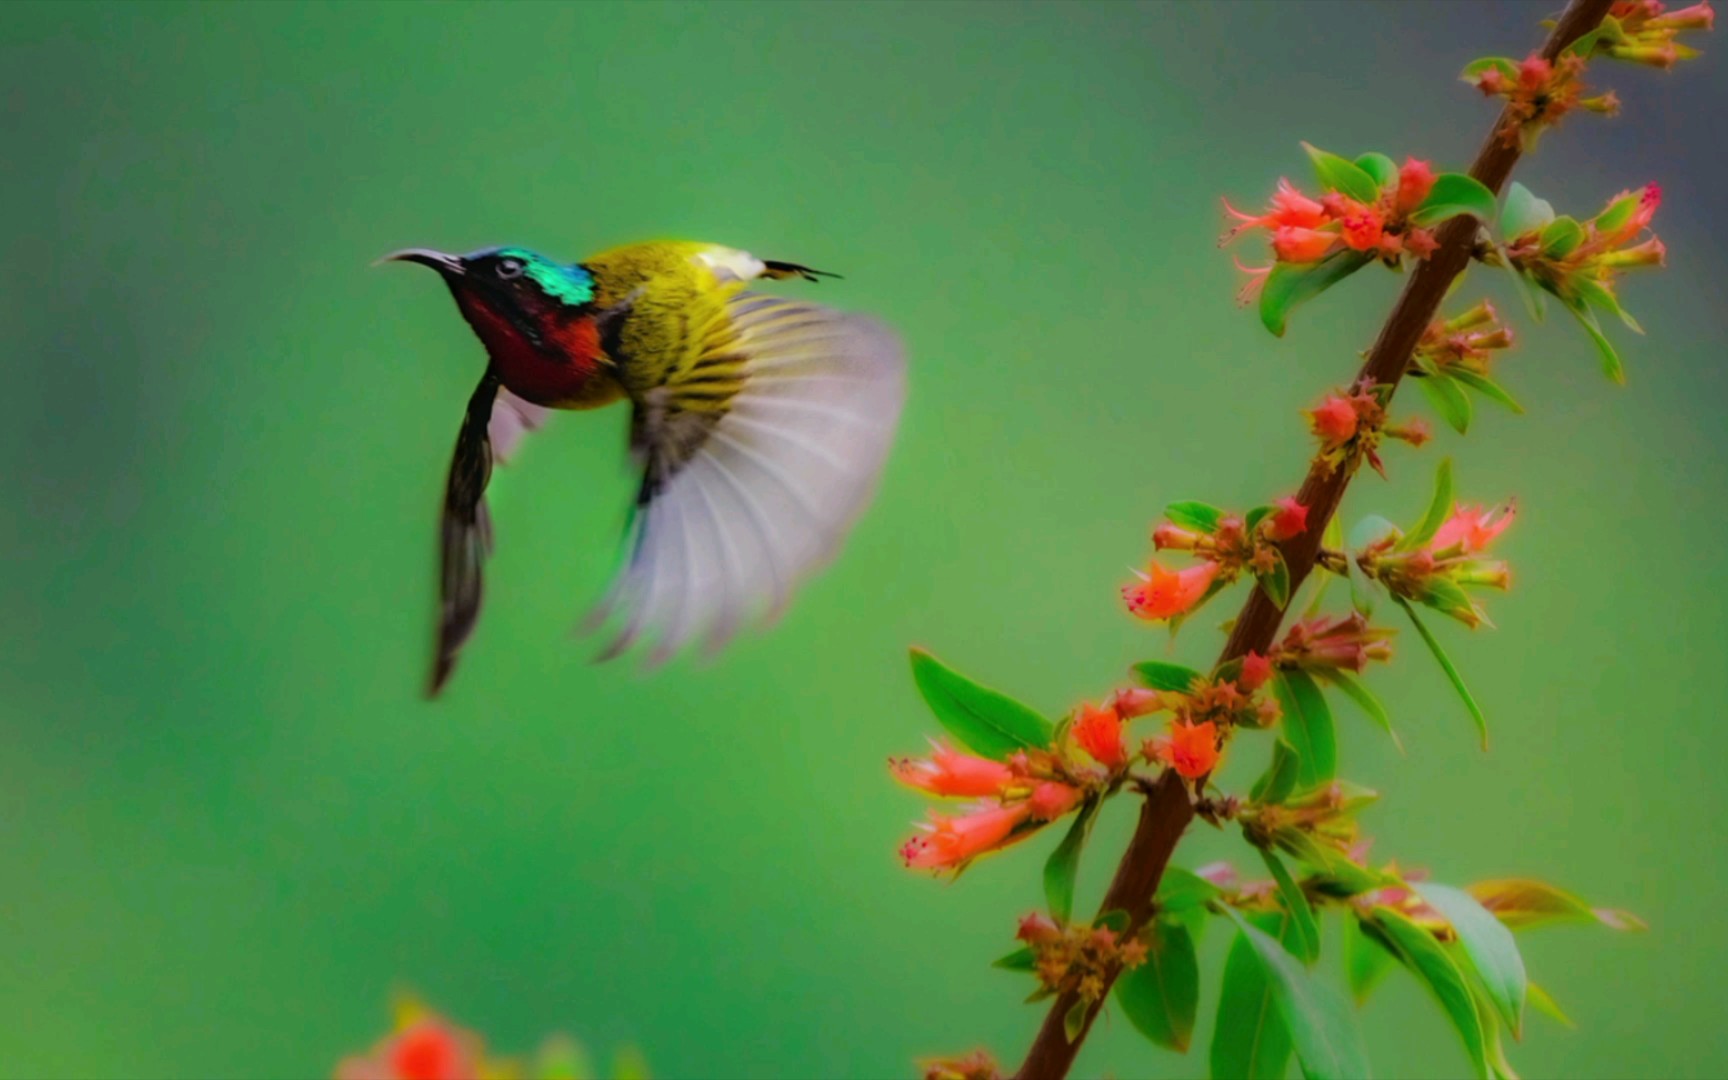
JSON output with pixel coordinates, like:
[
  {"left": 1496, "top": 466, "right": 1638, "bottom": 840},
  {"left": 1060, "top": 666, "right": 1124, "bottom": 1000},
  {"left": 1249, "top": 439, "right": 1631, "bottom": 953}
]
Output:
[
  {"left": 890, "top": 0, "right": 1711, "bottom": 1078},
  {"left": 1008, "top": 3, "right": 1618, "bottom": 1076}
]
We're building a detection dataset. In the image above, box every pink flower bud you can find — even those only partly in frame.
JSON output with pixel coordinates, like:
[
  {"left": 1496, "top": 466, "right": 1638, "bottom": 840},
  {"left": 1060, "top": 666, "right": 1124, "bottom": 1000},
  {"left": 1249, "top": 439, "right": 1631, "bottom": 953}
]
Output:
[
  {"left": 1016, "top": 912, "right": 1060, "bottom": 943},
  {"left": 1113, "top": 687, "right": 1166, "bottom": 719},
  {"left": 1395, "top": 157, "right": 1437, "bottom": 213},
  {"left": 1518, "top": 54, "right": 1554, "bottom": 89},
  {"left": 1265, "top": 497, "right": 1310, "bottom": 542},
  {"left": 1239, "top": 651, "right": 1274, "bottom": 693},
  {"left": 1649, "top": 1, "right": 1715, "bottom": 30},
  {"left": 1308, "top": 395, "right": 1359, "bottom": 446},
  {"left": 1029, "top": 781, "right": 1083, "bottom": 820},
  {"left": 1153, "top": 522, "right": 1203, "bottom": 551},
  {"left": 1429, "top": 502, "right": 1516, "bottom": 555},
  {"left": 1403, "top": 226, "right": 1440, "bottom": 259}
]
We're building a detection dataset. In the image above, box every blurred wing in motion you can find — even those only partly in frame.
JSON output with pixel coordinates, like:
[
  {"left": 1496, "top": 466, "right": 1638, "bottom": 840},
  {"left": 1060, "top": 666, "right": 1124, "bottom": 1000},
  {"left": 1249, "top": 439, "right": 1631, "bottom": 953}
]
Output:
[
  {"left": 430, "top": 379, "right": 551, "bottom": 696},
  {"left": 587, "top": 291, "right": 906, "bottom": 663}
]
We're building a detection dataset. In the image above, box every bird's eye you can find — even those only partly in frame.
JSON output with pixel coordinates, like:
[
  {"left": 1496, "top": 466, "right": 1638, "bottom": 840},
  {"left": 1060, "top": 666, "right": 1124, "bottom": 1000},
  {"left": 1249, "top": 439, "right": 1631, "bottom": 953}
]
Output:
[{"left": 496, "top": 257, "right": 525, "bottom": 280}]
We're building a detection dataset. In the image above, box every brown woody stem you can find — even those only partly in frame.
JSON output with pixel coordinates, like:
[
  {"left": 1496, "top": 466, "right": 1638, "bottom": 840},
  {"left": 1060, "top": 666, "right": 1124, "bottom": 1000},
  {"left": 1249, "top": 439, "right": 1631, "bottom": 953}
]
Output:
[{"left": 1010, "top": 2, "right": 1614, "bottom": 1076}]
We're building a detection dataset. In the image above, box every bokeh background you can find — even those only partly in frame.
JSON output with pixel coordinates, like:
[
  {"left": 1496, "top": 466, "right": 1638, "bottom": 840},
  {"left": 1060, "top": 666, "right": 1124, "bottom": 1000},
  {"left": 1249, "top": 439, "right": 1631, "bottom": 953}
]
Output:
[{"left": 3, "top": 2, "right": 1725, "bottom": 1077}]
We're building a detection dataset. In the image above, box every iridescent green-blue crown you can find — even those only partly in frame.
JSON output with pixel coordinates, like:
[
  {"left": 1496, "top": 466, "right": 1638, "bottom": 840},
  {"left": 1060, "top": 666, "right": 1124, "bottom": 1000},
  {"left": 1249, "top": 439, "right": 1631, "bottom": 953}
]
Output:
[{"left": 484, "top": 246, "right": 595, "bottom": 306}]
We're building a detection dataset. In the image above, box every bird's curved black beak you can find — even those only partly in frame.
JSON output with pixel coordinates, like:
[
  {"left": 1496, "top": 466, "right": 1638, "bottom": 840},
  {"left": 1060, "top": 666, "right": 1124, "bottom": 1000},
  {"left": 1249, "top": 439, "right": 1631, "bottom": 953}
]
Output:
[{"left": 376, "top": 247, "right": 465, "bottom": 275}]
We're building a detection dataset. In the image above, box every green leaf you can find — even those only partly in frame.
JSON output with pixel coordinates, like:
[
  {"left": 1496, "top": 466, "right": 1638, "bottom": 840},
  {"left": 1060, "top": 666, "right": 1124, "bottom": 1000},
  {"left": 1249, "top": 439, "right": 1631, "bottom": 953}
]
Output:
[
  {"left": 1210, "top": 911, "right": 1295, "bottom": 1080},
  {"left": 1572, "top": 274, "right": 1644, "bottom": 334},
  {"left": 1395, "top": 597, "right": 1488, "bottom": 749},
  {"left": 1219, "top": 908, "right": 1374, "bottom": 1080},
  {"left": 1063, "top": 997, "right": 1089, "bottom": 1042},
  {"left": 1134, "top": 660, "right": 1205, "bottom": 694},
  {"left": 1257, "top": 551, "right": 1291, "bottom": 609},
  {"left": 1465, "top": 878, "right": 1646, "bottom": 932},
  {"left": 1503, "top": 258, "right": 1547, "bottom": 322},
  {"left": 1346, "top": 913, "right": 1398, "bottom": 1004},
  {"left": 1354, "top": 152, "right": 1398, "bottom": 190},
  {"left": 1044, "top": 797, "right": 1100, "bottom": 923},
  {"left": 1560, "top": 295, "right": 1626, "bottom": 384},
  {"left": 1528, "top": 983, "right": 1575, "bottom": 1028},
  {"left": 1400, "top": 457, "right": 1455, "bottom": 551},
  {"left": 1499, "top": 182, "right": 1555, "bottom": 239},
  {"left": 1272, "top": 670, "right": 1336, "bottom": 787},
  {"left": 1315, "top": 669, "right": 1402, "bottom": 751},
  {"left": 1450, "top": 369, "right": 1525, "bottom": 414},
  {"left": 1349, "top": 567, "right": 1377, "bottom": 618},
  {"left": 1594, "top": 189, "right": 1643, "bottom": 237},
  {"left": 1418, "top": 373, "right": 1474, "bottom": 434},
  {"left": 1250, "top": 739, "right": 1301, "bottom": 805},
  {"left": 1538, "top": 216, "right": 1586, "bottom": 258},
  {"left": 1371, "top": 906, "right": 1490, "bottom": 1080},
  {"left": 1245, "top": 503, "right": 1277, "bottom": 535},
  {"left": 992, "top": 946, "right": 1036, "bottom": 972},
  {"left": 1411, "top": 173, "right": 1499, "bottom": 227},
  {"left": 1349, "top": 513, "right": 1399, "bottom": 553},
  {"left": 1416, "top": 883, "right": 1529, "bottom": 1038},
  {"left": 1461, "top": 56, "right": 1519, "bottom": 83},
  {"left": 1260, "top": 848, "right": 1320, "bottom": 964},
  {"left": 909, "top": 648, "right": 1054, "bottom": 759},
  {"left": 1482, "top": 997, "right": 1521, "bottom": 1080},
  {"left": 1303, "top": 142, "right": 1384, "bottom": 203},
  {"left": 1117, "top": 919, "right": 1201, "bottom": 1052},
  {"left": 1166, "top": 500, "right": 1225, "bottom": 533},
  {"left": 1259, "top": 250, "right": 1375, "bottom": 337},
  {"left": 1157, "top": 866, "right": 1224, "bottom": 913}
]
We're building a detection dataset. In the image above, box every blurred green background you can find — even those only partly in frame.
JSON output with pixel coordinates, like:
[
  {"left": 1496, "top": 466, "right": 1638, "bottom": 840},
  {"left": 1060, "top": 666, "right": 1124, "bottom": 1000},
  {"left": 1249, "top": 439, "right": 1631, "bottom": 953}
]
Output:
[{"left": 2, "top": 2, "right": 1724, "bottom": 1077}]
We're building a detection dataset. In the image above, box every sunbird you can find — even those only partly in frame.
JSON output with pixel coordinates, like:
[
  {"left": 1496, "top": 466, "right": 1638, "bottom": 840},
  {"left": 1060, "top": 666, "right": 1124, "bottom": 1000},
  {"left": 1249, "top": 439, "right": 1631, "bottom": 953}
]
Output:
[{"left": 381, "top": 241, "right": 907, "bottom": 695}]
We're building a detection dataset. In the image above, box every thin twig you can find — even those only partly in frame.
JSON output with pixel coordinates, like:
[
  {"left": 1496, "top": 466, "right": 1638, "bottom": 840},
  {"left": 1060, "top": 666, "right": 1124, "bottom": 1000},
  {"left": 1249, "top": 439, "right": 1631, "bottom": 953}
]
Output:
[{"left": 1011, "top": 2, "right": 1615, "bottom": 1075}]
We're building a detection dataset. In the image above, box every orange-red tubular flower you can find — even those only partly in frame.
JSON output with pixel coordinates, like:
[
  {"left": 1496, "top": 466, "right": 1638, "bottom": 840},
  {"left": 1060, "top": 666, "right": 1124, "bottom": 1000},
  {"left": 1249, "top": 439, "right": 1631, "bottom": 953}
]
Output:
[
  {"left": 1150, "top": 719, "right": 1221, "bottom": 781},
  {"left": 890, "top": 740, "right": 1015, "bottom": 798},
  {"left": 900, "top": 802, "right": 1034, "bottom": 870},
  {"left": 1123, "top": 561, "right": 1220, "bottom": 622},
  {"left": 1073, "top": 702, "right": 1129, "bottom": 770},
  {"left": 336, "top": 1019, "right": 479, "bottom": 1080}
]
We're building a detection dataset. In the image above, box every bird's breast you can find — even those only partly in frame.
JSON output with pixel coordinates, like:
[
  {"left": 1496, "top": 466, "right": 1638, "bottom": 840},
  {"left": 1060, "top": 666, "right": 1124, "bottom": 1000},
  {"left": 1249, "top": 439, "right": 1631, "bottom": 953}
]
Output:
[{"left": 457, "top": 296, "right": 622, "bottom": 409}]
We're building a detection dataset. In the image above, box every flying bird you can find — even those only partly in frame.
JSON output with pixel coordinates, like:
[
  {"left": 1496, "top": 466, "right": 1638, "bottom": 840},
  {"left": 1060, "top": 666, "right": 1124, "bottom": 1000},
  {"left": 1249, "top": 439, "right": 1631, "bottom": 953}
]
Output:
[{"left": 381, "top": 241, "right": 906, "bottom": 695}]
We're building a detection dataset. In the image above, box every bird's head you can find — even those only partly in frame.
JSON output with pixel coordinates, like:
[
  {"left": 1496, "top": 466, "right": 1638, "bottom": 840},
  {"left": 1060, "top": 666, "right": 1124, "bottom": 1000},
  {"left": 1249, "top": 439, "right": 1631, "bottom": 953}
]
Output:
[{"left": 379, "top": 245, "right": 596, "bottom": 352}]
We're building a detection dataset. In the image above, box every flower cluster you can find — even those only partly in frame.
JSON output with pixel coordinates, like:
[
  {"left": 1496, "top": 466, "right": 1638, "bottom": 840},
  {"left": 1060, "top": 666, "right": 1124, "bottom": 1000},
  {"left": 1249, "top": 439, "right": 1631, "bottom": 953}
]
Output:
[
  {"left": 921, "top": 1050, "right": 1002, "bottom": 1080},
  {"left": 893, "top": 744, "right": 1082, "bottom": 873},
  {"left": 1464, "top": 52, "right": 1615, "bottom": 146},
  {"left": 1413, "top": 301, "right": 1517, "bottom": 377},
  {"left": 1223, "top": 155, "right": 1443, "bottom": 304},
  {"left": 1125, "top": 498, "right": 1309, "bottom": 625},
  {"left": 1015, "top": 912, "right": 1150, "bottom": 1006},
  {"left": 1506, "top": 183, "right": 1664, "bottom": 314},
  {"left": 1271, "top": 613, "right": 1395, "bottom": 675},
  {"left": 335, "top": 998, "right": 634, "bottom": 1080},
  {"left": 1598, "top": 1, "right": 1715, "bottom": 67},
  {"left": 1241, "top": 781, "right": 1380, "bottom": 859},
  {"left": 1360, "top": 502, "right": 1516, "bottom": 627},
  {"left": 1306, "top": 380, "right": 1430, "bottom": 477}
]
